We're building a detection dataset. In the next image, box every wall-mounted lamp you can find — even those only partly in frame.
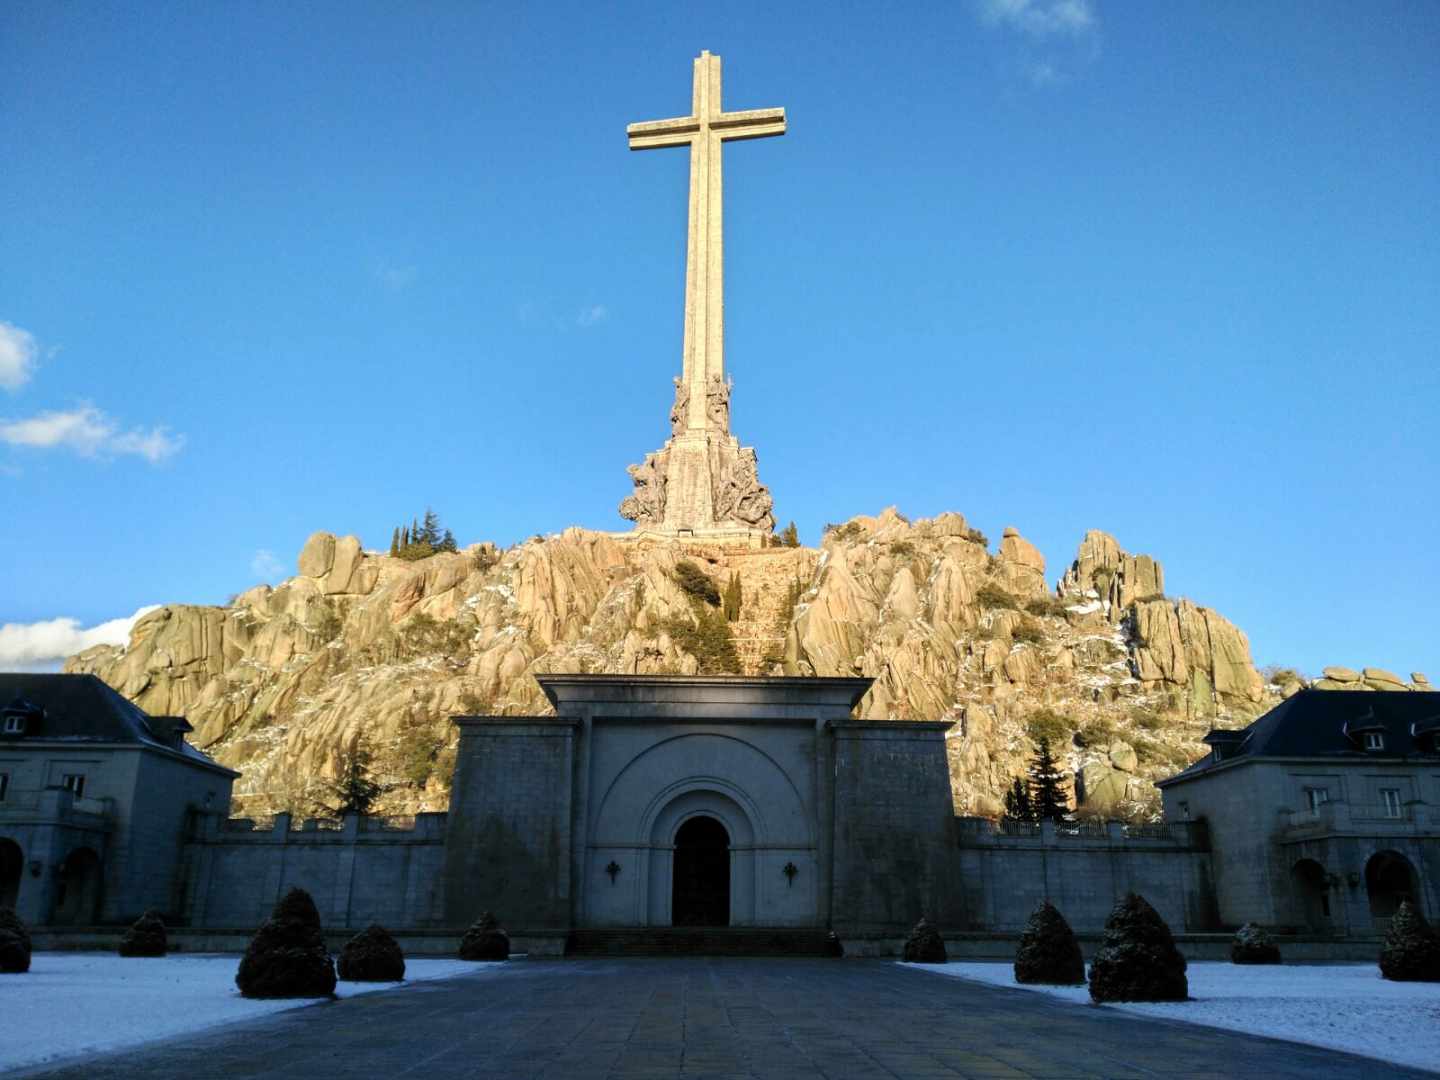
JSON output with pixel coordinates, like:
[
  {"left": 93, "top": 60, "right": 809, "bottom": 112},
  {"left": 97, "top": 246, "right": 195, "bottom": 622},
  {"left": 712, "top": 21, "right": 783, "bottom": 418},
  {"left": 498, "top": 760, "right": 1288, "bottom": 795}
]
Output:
[
  {"left": 782, "top": 861, "right": 798, "bottom": 887},
  {"left": 28, "top": 860, "right": 43, "bottom": 879},
  {"left": 605, "top": 860, "right": 622, "bottom": 885}
]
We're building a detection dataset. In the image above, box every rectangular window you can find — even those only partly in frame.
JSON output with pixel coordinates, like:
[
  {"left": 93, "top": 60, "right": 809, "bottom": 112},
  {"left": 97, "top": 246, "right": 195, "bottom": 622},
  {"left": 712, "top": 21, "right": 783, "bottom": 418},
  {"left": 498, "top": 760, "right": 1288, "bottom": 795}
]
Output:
[
  {"left": 61, "top": 773, "right": 86, "bottom": 798},
  {"left": 0, "top": 773, "right": 8, "bottom": 801},
  {"left": 1381, "top": 789, "right": 1402, "bottom": 818},
  {"left": 2, "top": 715, "right": 22, "bottom": 734},
  {"left": 1364, "top": 732, "right": 1385, "bottom": 751},
  {"left": 1305, "top": 787, "right": 1329, "bottom": 811}
]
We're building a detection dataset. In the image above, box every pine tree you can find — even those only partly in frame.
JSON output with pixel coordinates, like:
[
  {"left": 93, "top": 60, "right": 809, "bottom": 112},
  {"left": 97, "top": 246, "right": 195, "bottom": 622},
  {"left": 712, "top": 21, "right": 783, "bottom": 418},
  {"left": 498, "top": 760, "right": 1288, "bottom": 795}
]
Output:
[
  {"left": 782, "top": 521, "right": 800, "bottom": 548},
  {"left": 329, "top": 741, "right": 384, "bottom": 816},
  {"left": 401, "top": 525, "right": 410, "bottom": 548},
  {"left": 1028, "top": 737, "right": 1070, "bottom": 822},
  {"left": 439, "top": 528, "right": 457, "bottom": 553},
  {"left": 722, "top": 573, "right": 742, "bottom": 621},
  {"left": 1003, "top": 776, "right": 1035, "bottom": 822},
  {"left": 420, "top": 509, "right": 442, "bottom": 548},
  {"left": 389, "top": 527, "right": 400, "bottom": 557}
]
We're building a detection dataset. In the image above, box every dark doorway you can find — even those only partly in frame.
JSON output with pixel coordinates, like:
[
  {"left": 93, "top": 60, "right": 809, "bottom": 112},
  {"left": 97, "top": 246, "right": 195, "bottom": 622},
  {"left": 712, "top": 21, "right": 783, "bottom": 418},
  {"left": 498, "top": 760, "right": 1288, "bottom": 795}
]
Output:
[
  {"left": 0, "top": 839, "right": 21, "bottom": 910},
  {"left": 1290, "top": 859, "right": 1330, "bottom": 930},
  {"left": 1366, "top": 850, "right": 1419, "bottom": 925},
  {"left": 672, "top": 816, "right": 730, "bottom": 927},
  {"left": 53, "top": 847, "right": 102, "bottom": 925}
]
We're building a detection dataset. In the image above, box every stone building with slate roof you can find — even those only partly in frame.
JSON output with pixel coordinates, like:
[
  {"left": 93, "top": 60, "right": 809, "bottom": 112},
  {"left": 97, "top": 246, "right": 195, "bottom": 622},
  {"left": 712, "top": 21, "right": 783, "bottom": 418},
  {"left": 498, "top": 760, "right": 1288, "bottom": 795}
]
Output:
[
  {"left": 0, "top": 674, "right": 237, "bottom": 927},
  {"left": 1159, "top": 689, "right": 1440, "bottom": 935},
  {"left": 2, "top": 671, "right": 1435, "bottom": 954}
]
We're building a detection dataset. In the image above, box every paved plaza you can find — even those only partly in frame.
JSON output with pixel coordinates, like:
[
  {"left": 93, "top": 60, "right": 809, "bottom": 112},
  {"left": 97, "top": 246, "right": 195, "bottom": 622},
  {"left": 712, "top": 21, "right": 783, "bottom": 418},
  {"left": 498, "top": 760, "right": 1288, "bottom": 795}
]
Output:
[{"left": 16, "top": 958, "right": 1436, "bottom": 1080}]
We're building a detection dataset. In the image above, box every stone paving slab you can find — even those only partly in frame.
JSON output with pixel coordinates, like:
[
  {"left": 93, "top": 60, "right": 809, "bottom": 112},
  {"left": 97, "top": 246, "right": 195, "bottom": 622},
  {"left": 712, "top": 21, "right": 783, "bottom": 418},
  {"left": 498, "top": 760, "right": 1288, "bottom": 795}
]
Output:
[{"left": 14, "top": 959, "right": 1437, "bottom": 1080}]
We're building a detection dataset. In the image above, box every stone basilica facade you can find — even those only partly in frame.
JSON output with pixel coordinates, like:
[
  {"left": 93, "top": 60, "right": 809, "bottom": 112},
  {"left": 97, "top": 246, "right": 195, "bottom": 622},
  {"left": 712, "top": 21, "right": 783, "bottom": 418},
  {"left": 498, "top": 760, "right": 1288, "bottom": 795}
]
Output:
[{"left": 3, "top": 671, "right": 1436, "bottom": 956}]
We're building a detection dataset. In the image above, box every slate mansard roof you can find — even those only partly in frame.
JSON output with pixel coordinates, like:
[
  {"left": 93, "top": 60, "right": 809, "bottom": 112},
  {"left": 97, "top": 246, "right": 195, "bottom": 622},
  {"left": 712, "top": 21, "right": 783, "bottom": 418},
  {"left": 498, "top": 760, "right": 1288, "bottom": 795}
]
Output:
[
  {"left": 1159, "top": 689, "right": 1440, "bottom": 786},
  {"left": 0, "top": 672, "right": 235, "bottom": 774}
]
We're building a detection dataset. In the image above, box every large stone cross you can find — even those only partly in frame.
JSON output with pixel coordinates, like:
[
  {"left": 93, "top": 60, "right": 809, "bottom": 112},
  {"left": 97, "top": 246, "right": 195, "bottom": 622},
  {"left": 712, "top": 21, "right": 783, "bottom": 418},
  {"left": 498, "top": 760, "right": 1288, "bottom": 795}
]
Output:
[{"left": 628, "top": 51, "right": 785, "bottom": 433}]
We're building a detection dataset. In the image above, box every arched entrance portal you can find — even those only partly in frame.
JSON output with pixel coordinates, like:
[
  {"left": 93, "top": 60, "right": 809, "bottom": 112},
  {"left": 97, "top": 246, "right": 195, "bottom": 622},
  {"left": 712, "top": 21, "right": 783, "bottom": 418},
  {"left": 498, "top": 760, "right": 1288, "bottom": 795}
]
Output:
[
  {"left": 0, "top": 839, "right": 22, "bottom": 910},
  {"left": 671, "top": 816, "right": 730, "bottom": 927},
  {"left": 53, "top": 847, "right": 102, "bottom": 925},
  {"left": 1290, "top": 859, "right": 1330, "bottom": 930},
  {"left": 1366, "top": 850, "right": 1419, "bottom": 923}
]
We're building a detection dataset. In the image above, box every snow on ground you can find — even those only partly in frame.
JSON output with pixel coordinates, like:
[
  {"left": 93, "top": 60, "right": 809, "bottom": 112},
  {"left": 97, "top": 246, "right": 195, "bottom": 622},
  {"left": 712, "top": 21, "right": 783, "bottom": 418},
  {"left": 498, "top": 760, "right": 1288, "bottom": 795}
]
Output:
[
  {"left": 902, "top": 961, "right": 1440, "bottom": 1074},
  {"left": 2, "top": 953, "right": 506, "bottom": 1074}
]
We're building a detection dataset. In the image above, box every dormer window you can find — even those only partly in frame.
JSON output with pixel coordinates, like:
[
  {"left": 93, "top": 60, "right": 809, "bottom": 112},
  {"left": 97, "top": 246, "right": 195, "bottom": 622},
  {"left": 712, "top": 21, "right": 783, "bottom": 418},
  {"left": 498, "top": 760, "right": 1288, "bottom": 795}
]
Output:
[{"left": 1364, "top": 732, "right": 1385, "bottom": 751}]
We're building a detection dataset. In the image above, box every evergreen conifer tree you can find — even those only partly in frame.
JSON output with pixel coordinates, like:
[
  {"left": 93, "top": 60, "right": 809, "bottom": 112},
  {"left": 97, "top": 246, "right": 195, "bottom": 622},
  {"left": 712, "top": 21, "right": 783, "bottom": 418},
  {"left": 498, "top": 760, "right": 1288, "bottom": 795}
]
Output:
[
  {"left": 1003, "top": 776, "right": 1035, "bottom": 821},
  {"left": 420, "top": 509, "right": 441, "bottom": 548},
  {"left": 389, "top": 527, "right": 399, "bottom": 557},
  {"left": 401, "top": 525, "right": 410, "bottom": 548},
  {"left": 329, "top": 742, "right": 384, "bottom": 816},
  {"left": 440, "top": 528, "right": 457, "bottom": 553},
  {"left": 782, "top": 521, "right": 800, "bottom": 547},
  {"left": 1028, "top": 737, "right": 1070, "bottom": 822}
]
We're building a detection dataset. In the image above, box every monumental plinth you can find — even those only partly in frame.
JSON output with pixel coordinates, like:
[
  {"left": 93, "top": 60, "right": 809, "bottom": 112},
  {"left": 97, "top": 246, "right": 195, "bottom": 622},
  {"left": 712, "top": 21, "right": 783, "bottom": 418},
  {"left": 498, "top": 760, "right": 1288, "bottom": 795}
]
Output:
[{"left": 618, "top": 51, "right": 780, "bottom": 545}]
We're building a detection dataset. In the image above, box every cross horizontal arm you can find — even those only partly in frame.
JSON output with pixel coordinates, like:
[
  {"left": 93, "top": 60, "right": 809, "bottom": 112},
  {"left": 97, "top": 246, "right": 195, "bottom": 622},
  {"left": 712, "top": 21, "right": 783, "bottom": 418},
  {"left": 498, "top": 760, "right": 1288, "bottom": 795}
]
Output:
[
  {"left": 628, "top": 116, "right": 699, "bottom": 150},
  {"left": 714, "top": 107, "right": 786, "bottom": 141}
]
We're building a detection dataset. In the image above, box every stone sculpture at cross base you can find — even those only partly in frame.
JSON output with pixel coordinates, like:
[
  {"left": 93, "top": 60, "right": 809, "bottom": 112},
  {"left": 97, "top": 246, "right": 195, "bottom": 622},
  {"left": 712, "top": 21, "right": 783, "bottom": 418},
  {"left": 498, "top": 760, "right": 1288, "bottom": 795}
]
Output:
[
  {"left": 1014, "top": 901, "right": 1085, "bottom": 985},
  {"left": 0, "top": 907, "right": 31, "bottom": 974},
  {"left": 1379, "top": 900, "right": 1440, "bottom": 982},
  {"left": 339, "top": 924, "right": 406, "bottom": 982},
  {"left": 118, "top": 910, "right": 168, "bottom": 957},
  {"left": 617, "top": 51, "right": 781, "bottom": 546},
  {"left": 1230, "top": 922, "right": 1281, "bottom": 965},
  {"left": 1088, "top": 893, "right": 1188, "bottom": 1002},
  {"left": 459, "top": 911, "right": 510, "bottom": 961},
  {"left": 235, "top": 887, "right": 337, "bottom": 998},
  {"left": 901, "top": 916, "right": 947, "bottom": 963}
]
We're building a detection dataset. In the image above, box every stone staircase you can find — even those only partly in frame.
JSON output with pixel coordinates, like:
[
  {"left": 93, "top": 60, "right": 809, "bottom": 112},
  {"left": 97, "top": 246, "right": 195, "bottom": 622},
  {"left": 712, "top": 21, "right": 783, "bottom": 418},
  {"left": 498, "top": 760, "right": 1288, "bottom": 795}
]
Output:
[{"left": 566, "top": 927, "right": 837, "bottom": 957}]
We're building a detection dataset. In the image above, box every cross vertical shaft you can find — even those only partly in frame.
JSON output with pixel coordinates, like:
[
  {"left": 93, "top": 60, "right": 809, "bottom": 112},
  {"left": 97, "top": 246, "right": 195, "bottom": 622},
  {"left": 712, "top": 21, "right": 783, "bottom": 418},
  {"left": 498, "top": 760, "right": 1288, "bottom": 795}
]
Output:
[{"left": 628, "top": 51, "right": 786, "bottom": 432}]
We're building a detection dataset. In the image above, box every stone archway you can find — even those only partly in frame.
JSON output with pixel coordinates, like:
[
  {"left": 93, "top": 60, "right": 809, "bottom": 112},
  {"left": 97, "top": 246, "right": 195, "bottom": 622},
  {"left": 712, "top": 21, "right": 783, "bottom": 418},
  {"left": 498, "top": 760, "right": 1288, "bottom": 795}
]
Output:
[
  {"left": 1366, "top": 850, "right": 1419, "bottom": 924},
  {"left": 645, "top": 787, "right": 757, "bottom": 927},
  {"left": 0, "top": 839, "right": 22, "bottom": 910},
  {"left": 1290, "top": 858, "right": 1330, "bottom": 930},
  {"left": 53, "top": 847, "right": 102, "bottom": 925},
  {"left": 671, "top": 816, "right": 731, "bottom": 926}
]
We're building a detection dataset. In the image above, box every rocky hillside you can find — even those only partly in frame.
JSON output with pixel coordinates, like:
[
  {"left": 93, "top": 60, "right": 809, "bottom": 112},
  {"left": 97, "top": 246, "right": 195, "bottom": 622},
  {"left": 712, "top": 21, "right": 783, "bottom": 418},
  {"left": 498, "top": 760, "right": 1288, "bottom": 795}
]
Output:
[{"left": 66, "top": 508, "right": 1419, "bottom": 820}]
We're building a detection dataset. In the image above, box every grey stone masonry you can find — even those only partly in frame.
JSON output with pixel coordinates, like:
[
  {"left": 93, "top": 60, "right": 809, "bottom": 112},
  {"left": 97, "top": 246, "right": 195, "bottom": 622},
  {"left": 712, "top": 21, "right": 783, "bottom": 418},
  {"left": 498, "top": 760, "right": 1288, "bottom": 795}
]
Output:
[
  {"left": 182, "top": 811, "right": 447, "bottom": 930},
  {"left": 443, "top": 717, "right": 577, "bottom": 928},
  {"left": 830, "top": 720, "right": 965, "bottom": 934},
  {"left": 954, "top": 817, "right": 1216, "bottom": 932}
]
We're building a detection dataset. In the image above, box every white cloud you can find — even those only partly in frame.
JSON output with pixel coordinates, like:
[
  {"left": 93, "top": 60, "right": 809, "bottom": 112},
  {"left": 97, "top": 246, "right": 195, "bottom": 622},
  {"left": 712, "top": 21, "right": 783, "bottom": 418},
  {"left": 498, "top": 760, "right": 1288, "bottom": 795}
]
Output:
[
  {"left": 0, "top": 321, "right": 39, "bottom": 392},
  {"left": 578, "top": 304, "right": 609, "bottom": 327},
  {"left": 250, "top": 549, "right": 285, "bottom": 581},
  {"left": 979, "top": 0, "right": 1095, "bottom": 37},
  {"left": 0, "top": 605, "right": 161, "bottom": 670},
  {"left": 0, "top": 404, "right": 184, "bottom": 464}
]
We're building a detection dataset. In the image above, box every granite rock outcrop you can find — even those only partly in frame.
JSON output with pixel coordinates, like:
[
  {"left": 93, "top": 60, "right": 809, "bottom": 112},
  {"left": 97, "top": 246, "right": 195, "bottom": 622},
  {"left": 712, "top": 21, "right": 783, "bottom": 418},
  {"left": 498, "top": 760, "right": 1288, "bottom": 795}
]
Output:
[{"left": 67, "top": 511, "right": 1283, "bottom": 820}]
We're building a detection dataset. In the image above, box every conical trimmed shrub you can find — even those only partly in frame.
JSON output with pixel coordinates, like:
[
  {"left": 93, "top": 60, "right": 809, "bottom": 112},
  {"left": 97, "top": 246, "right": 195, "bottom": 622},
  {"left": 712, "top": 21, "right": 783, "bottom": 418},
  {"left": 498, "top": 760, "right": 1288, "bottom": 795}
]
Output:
[
  {"left": 1014, "top": 901, "right": 1084, "bottom": 985},
  {"left": 1230, "top": 922, "right": 1280, "bottom": 965},
  {"left": 901, "top": 916, "right": 946, "bottom": 963},
  {"left": 339, "top": 924, "right": 405, "bottom": 982},
  {"left": 235, "top": 887, "right": 337, "bottom": 998},
  {"left": 1379, "top": 900, "right": 1440, "bottom": 982},
  {"left": 0, "top": 907, "right": 31, "bottom": 974},
  {"left": 459, "top": 911, "right": 510, "bottom": 961},
  {"left": 119, "top": 910, "right": 167, "bottom": 957},
  {"left": 1088, "top": 893, "right": 1187, "bottom": 1002}
]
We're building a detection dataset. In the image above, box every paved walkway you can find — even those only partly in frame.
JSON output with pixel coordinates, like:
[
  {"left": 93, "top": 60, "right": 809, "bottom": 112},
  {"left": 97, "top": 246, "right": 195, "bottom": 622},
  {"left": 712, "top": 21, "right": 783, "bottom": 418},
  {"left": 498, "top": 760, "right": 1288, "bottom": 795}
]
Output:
[{"left": 17, "top": 959, "right": 1435, "bottom": 1080}]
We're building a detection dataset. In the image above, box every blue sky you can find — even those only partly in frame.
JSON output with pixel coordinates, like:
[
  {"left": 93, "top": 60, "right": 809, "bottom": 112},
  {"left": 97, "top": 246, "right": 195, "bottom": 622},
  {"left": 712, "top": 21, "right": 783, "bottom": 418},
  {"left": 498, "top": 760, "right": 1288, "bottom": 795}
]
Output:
[{"left": 1, "top": 1, "right": 1436, "bottom": 678}]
